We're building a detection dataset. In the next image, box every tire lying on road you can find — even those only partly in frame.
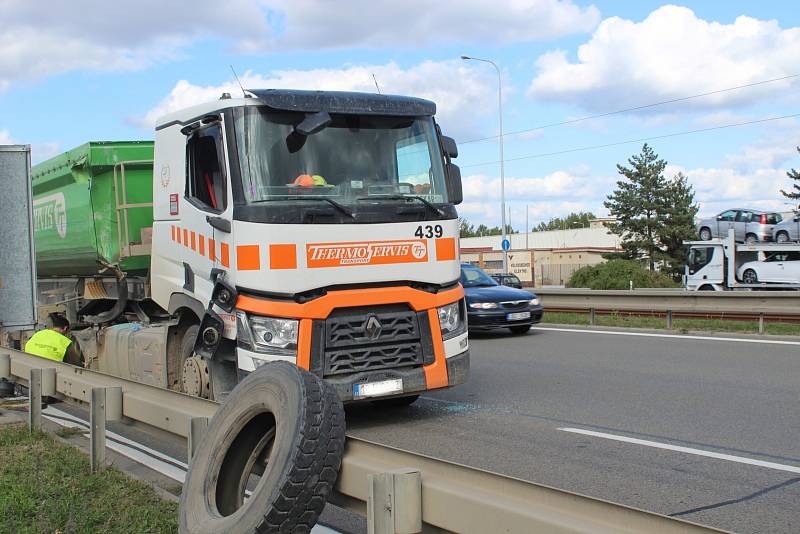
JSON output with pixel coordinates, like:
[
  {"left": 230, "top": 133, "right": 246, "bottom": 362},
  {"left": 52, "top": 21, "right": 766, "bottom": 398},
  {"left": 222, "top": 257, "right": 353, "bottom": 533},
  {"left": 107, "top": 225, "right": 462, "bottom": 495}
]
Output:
[{"left": 180, "top": 361, "right": 346, "bottom": 534}]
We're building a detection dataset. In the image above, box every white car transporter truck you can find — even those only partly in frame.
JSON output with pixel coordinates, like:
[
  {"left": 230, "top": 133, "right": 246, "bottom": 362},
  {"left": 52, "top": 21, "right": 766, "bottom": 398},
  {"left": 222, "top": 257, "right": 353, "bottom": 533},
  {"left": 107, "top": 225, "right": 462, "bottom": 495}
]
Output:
[
  {"left": 685, "top": 230, "right": 800, "bottom": 291},
  {"left": 28, "top": 89, "right": 470, "bottom": 404}
]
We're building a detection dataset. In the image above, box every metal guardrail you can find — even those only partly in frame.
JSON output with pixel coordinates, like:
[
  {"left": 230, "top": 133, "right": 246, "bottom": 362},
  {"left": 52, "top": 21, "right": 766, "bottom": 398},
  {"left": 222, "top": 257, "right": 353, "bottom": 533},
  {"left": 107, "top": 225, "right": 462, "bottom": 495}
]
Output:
[
  {"left": 535, "top": 288, "right": 800, "bottom": 332},
  {"left": 0, "top": 348, "right": 722, "bottom": 533}
]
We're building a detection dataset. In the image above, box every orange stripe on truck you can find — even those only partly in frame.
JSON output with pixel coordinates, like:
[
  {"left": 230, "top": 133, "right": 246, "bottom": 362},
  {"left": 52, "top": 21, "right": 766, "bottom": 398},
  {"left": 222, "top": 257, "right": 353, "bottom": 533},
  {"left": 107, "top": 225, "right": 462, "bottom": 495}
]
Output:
[
  {"left": 270, "top": 244, "right": 297, "bottom": 269},
  {"left": 435, "top": 237, "right": 456, "bottom": 261},
  {"left": 237, "top": 285, "right": 463, "bottom": 319},
  {"left": 236, "top": 245, "right": 260, "bottom": 271},
  {"left": 190, "top": 231, "right": 196, "bottom": 251},
  {"left": 296, "top": 319, "right": 313, "bottom": 371},
  {"left": 220, "top": 243, "right": 230, "bottom": 268},
  {"left": 208, "top": 238, "right": 216, "bottom": 261},
  {"left": 424, "top": 308, "right": 449, "bottom": 389},
  {"left": 198, "top": 234, "right": 205, "bottom": 256}
]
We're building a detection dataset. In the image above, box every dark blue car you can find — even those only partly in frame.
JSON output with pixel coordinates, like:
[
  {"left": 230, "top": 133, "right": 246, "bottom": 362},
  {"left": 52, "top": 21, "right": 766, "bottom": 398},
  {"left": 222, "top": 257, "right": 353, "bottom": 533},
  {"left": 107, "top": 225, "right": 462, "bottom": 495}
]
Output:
[{"left": 460, "top": 263, "right": 543, "bottom": 334}]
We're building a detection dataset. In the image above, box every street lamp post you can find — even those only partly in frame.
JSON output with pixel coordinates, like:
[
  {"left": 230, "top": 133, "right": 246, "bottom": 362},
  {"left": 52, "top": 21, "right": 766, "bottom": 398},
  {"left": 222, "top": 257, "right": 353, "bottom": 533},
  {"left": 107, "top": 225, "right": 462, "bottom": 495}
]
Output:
[{"left": 461, "top": 55, "right": 507, "bottom": 273}]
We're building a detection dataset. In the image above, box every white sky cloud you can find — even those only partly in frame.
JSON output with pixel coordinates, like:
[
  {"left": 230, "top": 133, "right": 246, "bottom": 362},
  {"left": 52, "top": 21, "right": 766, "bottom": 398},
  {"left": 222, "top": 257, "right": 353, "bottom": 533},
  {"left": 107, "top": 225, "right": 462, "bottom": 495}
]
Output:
[
  {"left": 529, "top": 6, "right": 800, "bottom": 112},
  {"left": 0, "top": 0, "right": 271, "bottom": 88},
  {"left": 266, "top": 0, "right": 600, "bottom": 50},
  {"left": 134, "top": 61, "right": 496, "bottom": 140},
  {"left": 0, "top": 0, "right": 598, "bottom": 89},
  {"left": 0, "top": 129, "right": 60, "bottom": 163}
]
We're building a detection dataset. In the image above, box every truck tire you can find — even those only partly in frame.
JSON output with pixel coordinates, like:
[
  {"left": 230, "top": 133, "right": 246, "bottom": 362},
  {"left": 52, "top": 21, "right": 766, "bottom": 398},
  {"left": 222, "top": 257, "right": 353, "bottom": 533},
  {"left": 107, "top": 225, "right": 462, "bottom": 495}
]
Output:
[
  {"left": 177, "top": 325, "right": 204, "bottom": 394},
  {"left": 180, "top": 361, "right": 345, "bottom": 534}
]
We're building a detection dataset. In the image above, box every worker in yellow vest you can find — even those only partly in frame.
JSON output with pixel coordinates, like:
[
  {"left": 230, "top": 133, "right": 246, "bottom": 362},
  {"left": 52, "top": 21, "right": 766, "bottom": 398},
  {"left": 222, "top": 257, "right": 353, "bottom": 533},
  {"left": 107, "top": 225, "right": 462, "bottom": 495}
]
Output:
[{"left": 25, "top": 315, "right": 84, "bottom": 366}]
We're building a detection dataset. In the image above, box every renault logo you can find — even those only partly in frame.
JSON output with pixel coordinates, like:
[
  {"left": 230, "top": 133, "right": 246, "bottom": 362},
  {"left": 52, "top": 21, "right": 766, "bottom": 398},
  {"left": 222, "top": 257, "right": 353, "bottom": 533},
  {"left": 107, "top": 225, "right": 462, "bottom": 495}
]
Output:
[{"left": 364, "top": 315, "right": 383, "bottom": 339}]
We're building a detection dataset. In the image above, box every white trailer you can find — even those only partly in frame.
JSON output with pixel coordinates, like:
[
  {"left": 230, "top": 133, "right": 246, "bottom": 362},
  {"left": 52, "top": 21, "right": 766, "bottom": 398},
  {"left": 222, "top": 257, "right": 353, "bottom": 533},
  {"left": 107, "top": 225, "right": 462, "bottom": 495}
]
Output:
[{"left": 685, "top": 230, "right": 800, "bottom": 291}]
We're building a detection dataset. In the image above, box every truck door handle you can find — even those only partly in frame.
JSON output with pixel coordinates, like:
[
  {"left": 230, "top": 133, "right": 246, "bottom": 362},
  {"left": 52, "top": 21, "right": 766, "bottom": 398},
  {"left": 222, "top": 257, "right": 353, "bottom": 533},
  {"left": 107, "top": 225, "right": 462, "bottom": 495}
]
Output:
[{"left": 206, "top": 216, "right": 231, "bottom": 233}]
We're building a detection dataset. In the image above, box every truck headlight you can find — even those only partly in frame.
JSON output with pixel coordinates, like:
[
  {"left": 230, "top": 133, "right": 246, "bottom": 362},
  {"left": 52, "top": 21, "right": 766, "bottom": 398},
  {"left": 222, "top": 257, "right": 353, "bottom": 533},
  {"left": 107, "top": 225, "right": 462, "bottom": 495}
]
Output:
[
  {"left": 236, "top": 312, "right": 298, "bottom": 356},
  {"left": 469, "top": 302, "right": 498, "bottom": 309},
  {"left": 438, "top": 301, "right": 465, "bottom": 339}
]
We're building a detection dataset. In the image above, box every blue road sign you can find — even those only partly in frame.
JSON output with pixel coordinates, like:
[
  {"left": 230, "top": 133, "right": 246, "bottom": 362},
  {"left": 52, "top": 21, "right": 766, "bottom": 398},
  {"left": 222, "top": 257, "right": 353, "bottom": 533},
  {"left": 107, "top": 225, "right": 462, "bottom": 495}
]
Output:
[{"left": 501, "top": 239, "right": 511, "bottom": 251}]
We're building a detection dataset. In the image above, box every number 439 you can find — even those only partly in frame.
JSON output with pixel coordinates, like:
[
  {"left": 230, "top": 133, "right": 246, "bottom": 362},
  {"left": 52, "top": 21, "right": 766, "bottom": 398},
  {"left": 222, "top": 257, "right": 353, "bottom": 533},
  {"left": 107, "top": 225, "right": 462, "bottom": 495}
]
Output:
[{"left": 414, "top": 225, "right": 443, "bottom": 238}]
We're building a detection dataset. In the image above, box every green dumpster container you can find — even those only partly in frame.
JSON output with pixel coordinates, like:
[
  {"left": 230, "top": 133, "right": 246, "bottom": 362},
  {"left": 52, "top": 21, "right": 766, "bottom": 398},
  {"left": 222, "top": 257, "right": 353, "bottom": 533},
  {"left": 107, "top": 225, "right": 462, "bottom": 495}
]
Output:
[{"left": 31, "top": 141, "right": 154, "bottom": 277}]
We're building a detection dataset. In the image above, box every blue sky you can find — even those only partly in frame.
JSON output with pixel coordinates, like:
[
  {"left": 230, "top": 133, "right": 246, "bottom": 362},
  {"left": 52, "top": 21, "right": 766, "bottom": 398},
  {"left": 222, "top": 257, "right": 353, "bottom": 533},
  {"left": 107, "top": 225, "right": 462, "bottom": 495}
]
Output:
[{"left": 2, "top": 1, "right": 800, "bottom": 229}]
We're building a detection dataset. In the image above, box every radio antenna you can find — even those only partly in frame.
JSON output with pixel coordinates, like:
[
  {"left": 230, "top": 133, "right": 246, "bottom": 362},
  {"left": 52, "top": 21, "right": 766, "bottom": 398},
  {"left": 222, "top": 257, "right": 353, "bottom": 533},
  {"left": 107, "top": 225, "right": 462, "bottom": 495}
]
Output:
[
  {"left": 372, "top": 73, "right": 382, "bottom": 94},
  {"left": 230, "top": 65, "right": 246, "bottom": 98}
]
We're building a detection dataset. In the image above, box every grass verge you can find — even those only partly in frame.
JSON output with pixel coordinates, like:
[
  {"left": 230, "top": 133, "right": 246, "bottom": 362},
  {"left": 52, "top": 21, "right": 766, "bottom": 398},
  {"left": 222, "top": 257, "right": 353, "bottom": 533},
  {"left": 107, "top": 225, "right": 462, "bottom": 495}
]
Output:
[
  {"left": 542, "top": 311, "right": 800, "bottom": 336},
  {"left": 0, "top": 424, "right": 177, "bottom": 534}
]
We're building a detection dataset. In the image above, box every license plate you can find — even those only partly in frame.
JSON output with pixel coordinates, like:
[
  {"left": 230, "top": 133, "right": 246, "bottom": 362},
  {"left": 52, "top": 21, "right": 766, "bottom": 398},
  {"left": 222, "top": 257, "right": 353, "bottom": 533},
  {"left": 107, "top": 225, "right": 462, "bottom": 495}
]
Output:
[
  {"left": 507, "top": 311, "right": 531, "bottom": 321},
  {"left": 353, "top": 379, "right": 403, "bottom": 399}
]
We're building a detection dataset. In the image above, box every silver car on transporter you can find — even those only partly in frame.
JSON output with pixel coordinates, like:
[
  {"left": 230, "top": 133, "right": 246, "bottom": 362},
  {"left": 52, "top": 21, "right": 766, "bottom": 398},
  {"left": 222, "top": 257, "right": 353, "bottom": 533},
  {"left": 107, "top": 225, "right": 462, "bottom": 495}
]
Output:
[
  {"left": 696, "top": 208, "right": 783, "bottom": 243},
  {"left": 771, "top": 213, "right": 800, "bottom": 243}
]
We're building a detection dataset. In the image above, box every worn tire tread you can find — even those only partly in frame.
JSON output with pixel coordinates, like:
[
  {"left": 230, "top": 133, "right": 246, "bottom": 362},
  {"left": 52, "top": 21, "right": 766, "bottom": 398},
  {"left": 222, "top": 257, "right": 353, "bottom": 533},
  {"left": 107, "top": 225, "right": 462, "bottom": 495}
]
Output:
[{"left": 256, "top": 370, "right": 346, "bottom": 533}]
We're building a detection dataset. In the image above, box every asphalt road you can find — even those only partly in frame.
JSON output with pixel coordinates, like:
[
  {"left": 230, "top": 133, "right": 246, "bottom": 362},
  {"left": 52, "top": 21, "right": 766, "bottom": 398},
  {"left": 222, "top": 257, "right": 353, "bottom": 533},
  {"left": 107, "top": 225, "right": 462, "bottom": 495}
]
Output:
[
  {"left": 344, "top": 326, "right": 800, "bottom": 533},
  {"left": 42, "top": 325, "right": 800, "bottom": 533}
]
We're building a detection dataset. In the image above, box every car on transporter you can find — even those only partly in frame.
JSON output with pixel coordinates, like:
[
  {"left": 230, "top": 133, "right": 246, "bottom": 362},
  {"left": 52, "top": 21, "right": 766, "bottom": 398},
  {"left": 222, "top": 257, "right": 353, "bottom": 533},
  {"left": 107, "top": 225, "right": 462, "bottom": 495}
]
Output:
[
  {"left": 696, "top": 208, "right": 783, "bottom": 243},
  {"left": 460, "top": 263, "right": 543, "bottom": 334}
]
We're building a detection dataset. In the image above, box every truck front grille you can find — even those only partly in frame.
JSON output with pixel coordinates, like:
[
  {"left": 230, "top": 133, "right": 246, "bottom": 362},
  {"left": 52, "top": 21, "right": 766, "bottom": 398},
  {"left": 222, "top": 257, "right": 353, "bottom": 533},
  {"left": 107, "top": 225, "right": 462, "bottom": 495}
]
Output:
[{"left": 322, "top": 308, "right": 425, "bottom": 376}]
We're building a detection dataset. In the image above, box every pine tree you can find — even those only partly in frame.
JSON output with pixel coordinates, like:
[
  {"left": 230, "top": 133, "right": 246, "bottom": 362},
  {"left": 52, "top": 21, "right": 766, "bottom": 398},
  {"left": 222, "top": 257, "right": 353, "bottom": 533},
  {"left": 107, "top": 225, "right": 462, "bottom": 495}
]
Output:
[
  {"left": 604, "top": 144, "right": 668, "bottom": 271},
  {"left": 659, "top": 172, "right": 699, "bottom": 277},
  {"left": 779, "top": 146, "right": 800, "bottom": 202}
]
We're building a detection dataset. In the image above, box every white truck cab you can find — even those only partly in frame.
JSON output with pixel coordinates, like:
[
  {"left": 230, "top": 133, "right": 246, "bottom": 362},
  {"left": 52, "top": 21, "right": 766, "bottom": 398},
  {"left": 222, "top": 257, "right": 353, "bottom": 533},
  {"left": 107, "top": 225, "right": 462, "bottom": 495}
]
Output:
[{"left": 148, "top": 89, "right": 469, "bottom": 401}]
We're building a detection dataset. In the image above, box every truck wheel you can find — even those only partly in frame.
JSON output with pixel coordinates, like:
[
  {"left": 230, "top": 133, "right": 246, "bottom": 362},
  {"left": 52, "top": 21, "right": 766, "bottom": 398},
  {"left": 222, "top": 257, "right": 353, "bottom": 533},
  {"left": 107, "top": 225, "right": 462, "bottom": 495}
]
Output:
[
  {"left": 180, "top": 361, "right": 345, "bottom": 534},
  {"left": 699, "top": 227, "right": 712, "bottom": 241},
  {"left": 742, "top": 269, "right": 758, "bottom": 284},
  {"left": 177, "top": 325, "right": 210, "bottom": 397},
  {"left": 776, "top": 231, "right": 790, "bottom": 243}
]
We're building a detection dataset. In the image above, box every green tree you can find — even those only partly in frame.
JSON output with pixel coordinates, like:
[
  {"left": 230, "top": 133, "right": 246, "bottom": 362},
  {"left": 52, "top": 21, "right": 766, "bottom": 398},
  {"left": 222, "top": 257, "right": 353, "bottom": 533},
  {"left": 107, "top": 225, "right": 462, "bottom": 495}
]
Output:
[
  {"left": 458, "top": 217, "right": 516, "bottom": 238},
  {"left": 604, "top": 144, "right": 669, "bottom": 271},
  {"left": 780, "top": 146, "right": 800, "bottom": 202},
  {"left": 659, "top": 172, "right": 699, "bottom": 277},
  {"left": 533, "top": 211, "right": 596, "bottom": 232}
]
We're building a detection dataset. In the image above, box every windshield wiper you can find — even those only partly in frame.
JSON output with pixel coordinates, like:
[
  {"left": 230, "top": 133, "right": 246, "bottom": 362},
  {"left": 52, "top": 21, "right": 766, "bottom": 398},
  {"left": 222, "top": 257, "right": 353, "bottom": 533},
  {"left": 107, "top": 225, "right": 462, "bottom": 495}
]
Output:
[
  {"left": 356, "top": 195, "right": 444, "bottom": 216},
  {"left": 256, "top": 196, "right": 355, "bottom": 218}
]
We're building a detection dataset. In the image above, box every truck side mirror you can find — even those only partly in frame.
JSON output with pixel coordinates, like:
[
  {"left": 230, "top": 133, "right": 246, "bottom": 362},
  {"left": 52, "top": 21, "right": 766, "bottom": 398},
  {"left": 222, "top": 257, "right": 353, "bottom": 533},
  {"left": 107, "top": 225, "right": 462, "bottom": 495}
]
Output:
[
  {"left": 442, "top": 136, "right": 458, "bottom": 159},
  {"left": 446, "top": 162, "right": 462, "bottom": 205}
]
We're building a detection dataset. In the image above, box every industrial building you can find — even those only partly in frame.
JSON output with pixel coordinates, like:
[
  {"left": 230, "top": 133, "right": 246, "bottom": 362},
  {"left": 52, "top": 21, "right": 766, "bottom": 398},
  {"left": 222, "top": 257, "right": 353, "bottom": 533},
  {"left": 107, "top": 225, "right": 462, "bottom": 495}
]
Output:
[{"left": 460, "top": 219, "right": 621, "bottom": 286}]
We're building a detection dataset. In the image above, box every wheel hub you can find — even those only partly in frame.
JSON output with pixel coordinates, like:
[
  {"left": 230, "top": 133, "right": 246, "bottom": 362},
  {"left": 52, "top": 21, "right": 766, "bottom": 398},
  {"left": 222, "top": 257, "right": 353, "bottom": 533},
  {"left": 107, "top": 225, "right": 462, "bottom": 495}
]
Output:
[{"left": 182, "top": 355, "right": 211, "bottom": 399}]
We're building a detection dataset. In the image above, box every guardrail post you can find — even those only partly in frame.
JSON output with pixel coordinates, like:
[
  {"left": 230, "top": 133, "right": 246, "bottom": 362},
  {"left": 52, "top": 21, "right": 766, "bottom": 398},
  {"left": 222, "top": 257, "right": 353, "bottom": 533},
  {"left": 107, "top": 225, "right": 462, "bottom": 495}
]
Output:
[
  {"left": 28, "top": 368, "right": 42, "bottom": 431},
  {"left": 368, "top": 469, "right": 422, "bottom": 534},
  {"left": 758, "top": 313, "right": 765, "bottom": 335},
  {"left": 41, "top": 368, "right": 56, "bottom": 397},
  {"left": 588, "top": 308, "right": 595, "bottom": 326},
  {"left": 90, "top": 387, "right": 107, "bottom": 472},
  {"left": 188, "top": 417, "right": 209, "bottom": 461},
  {"left": 0, "top": 353, "right": 11, "bottom": 397},
  {"left": 666, "top": 310, "right": 673, "bottom": 330},
  {"left": 0, "top": 353, "right": 10, "bottom": 379}
]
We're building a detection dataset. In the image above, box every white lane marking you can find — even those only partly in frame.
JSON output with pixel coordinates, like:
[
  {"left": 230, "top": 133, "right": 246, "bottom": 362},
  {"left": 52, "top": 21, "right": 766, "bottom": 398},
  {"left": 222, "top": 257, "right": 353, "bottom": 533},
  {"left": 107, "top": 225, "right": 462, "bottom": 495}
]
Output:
[
  {"left": 559, "top": 427, "right": 800, "bottom": 474},
  {"left": 533, "top": 326, "right": 800, "bottom": 346}
]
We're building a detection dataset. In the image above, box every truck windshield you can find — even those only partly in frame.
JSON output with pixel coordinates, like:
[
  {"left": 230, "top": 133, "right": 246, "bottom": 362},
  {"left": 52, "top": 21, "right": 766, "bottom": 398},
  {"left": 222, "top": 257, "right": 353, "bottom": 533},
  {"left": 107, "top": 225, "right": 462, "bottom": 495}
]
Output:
[{"left": 232, "top": 107, "right": 449, "bottom": 208}]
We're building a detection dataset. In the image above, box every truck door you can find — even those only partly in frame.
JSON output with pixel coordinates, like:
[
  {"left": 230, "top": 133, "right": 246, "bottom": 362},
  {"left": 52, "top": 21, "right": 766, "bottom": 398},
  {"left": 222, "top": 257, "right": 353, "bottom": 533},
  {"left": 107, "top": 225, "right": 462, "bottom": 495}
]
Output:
[
  {"left": 734, "top": 210, "right": 751, "bottom": 242},
  {"left": 183, "top": 121, "right": 231, "bottom": 303},
  {"left": 716, "top": 210, "right": 736, "bottom": 239}
]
